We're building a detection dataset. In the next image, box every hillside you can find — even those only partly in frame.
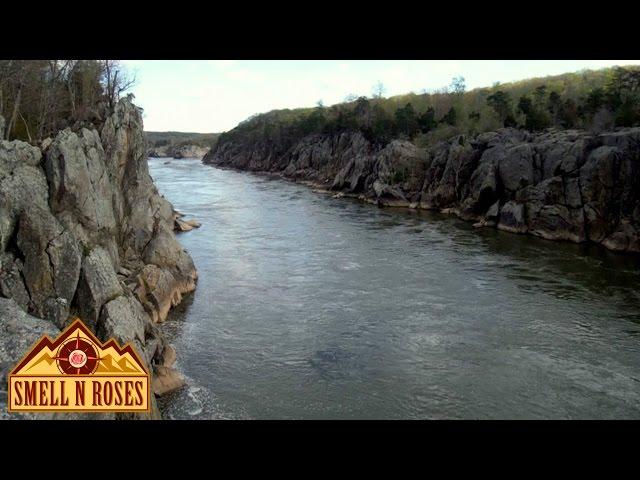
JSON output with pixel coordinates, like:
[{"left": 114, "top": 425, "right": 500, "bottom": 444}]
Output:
[{"left": 212, "top": 66, "right": 640, "bottom": 152}]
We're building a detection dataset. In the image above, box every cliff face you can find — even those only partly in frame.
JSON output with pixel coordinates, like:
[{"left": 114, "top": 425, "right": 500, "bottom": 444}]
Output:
[
  {"left": 204, "top": 127, "right": 640, "bottom": 253},
  {"left": 0, "top": 98, "right": 197, "bottom": 418}
]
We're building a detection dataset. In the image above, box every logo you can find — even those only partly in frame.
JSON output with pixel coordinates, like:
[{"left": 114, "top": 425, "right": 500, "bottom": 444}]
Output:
[{"left": 8, "top": 318, "right": 150, "bottom": 413}]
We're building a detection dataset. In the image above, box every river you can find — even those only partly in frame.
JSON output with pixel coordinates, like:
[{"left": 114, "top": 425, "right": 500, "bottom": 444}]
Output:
[{"left": 149, "top": 157, "right": 640, "bottom": 419}]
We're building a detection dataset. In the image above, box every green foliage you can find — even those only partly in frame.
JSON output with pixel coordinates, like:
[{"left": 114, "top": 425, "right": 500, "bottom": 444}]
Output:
[
  {"left": 368, "top": 104, "right": 396, "bottom": 143},
  {"left": 394, "top": 103, "right": 419, "bottom": 138},
  {"left": 214, "top": 65, "right": 640, "bottom": 152},
  {"left": 558, "top": 99, "right": 579, "bottom": 128},
  {"left": 486, "top": 90, "right": 513, "bottom": 124},
  {"left": 441, "top": 106, "right": 457, "bottom": 126},
  {"left": 418, "top": 107, "right": 437, "bottom": 133},
  {"left": 517, "top": 94, "right": 550, "bottom": 131}
]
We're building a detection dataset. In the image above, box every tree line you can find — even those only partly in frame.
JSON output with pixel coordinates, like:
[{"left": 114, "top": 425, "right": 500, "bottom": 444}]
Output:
[
  {"left": 0, "top": 60, "right": 135, "bottom": 143},
  {"left": 219, "top": 66, "right": 640, "bottom": 150}
]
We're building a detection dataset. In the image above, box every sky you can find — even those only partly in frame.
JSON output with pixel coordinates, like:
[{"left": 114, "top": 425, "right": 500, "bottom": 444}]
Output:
[{"left": 121, "top": 60, "right": 640, "bottom": 133}]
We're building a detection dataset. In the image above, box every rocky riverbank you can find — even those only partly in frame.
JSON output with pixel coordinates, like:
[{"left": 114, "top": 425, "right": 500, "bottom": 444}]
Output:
[
  {"left": 0, "top": 98, "right": 197, "bottom": 419},
  {"left": 147, "top": 144, "right": 210, "bottom": 159},
  {"left": 204, "top": 127, "right": 640, "bottom": 253}
]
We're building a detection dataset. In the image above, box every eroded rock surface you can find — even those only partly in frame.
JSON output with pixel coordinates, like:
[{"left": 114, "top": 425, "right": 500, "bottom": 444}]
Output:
[
  {"left": 205, "top": 127, "right": 640, "bottom": 252},
  {"left": 0, "top": 98, "right": 197, "bottom": 418}
]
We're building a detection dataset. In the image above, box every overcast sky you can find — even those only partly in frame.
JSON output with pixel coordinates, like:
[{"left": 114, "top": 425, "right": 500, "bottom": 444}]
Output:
[{"left": 122, "top": 60, "right": 640, "bottom": 133}]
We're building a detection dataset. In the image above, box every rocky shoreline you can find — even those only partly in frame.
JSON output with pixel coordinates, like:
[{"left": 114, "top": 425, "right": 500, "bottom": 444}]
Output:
[
  {"left": 0, "top": 98, "right": 197, "bottom": 419},
  {"left": 147, "top": 144, "right": 210, "bottom": 160},
  {"left": 204, "top": 127, "right": 640, "bottom": 253}
]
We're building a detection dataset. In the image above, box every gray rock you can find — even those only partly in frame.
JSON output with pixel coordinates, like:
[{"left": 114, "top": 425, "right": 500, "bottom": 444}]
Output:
[
  {"left": 16, "top": 204, "right": 81, "bottom": 321},
  {"left": 45, "top": 128, "right": 117, "bottom": 246},
  {"left": 76, "top": 246, "right": 123, "bottom": 328},
  {"left": 97, "top": 293, "right": 147, "bottom": 361},
  {"left": 205, "top": 123, "right": 640, "bottom": 252},
  {"left": 0, "top": 254, "right": 31, "bottom": 311},
  {"left": 0, "top": 98, "right": 197, "bottom": 419},
  {"left": 0, "top": 298, "right": 59, "bottom": 419},
  {"left": 498, "top": 201, "right": 527, "bottom": 234}
]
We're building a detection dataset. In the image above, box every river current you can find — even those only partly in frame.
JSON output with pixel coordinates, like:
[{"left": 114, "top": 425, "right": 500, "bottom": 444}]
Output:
[{"left": 149, "top": 157, "right": 640, "bottom": 419}]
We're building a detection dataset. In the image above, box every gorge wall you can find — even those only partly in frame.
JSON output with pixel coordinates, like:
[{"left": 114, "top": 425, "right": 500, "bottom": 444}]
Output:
[
  {"left": 0, "top": 98, "right": 197, "bottom": 419},
  {"left": 204, "top": 127, "right": 640, "bottom": 253}
]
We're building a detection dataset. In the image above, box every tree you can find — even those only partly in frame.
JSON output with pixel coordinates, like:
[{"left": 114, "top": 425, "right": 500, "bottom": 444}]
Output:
[
  {"left": 418, "top": 107, "right": 437, "bottom": 133},
  {"left": 486, "top": 90, "right": 513, "bottom": 125},
  {"left": 0, "top": 60, "right": 136, "bottom": 142},
  {"left": 603, "top": 67, "right": 640, "bottom": 126},
  {"left": 102, "top": 60, "right": 136, "bottom": 111},
  {"left": 547, "top": 91, "right": 562, "bottom": 124},
  {"left": 533, "top": 85, "right": 547, "bottom": 106},
  {"left": 368, "top": 104, "right": 396, "bottom": 143},
  {"left": 468, "top": 110, "right": 481, "bottom": 133},
  {"left": 394, "top": 103, "right": 419, "bottom": 138},
  {"left": 517, "top": 95, "right": 533, "bottom": 116},
  {"left": 450, "top": 76, "right": 466, "bottom": 95},
  {"left": 558, "top": 99, "right": 579, "bottom": 128},
  {"left": 517, "top": 94, "right": 550, "bottom": 131},
  {"left": 584, "top": 87, "right": 605, "bottom": 115},
  {"left": 441, "top": 106, "right": 457, "bottom": 126},
  {"left": 372, "top": 81, "right": 386, "bottom": 99}
]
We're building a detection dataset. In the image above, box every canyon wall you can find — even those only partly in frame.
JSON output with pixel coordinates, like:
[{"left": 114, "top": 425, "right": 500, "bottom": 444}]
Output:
[
  {"left": 204, "top": 127, "right": 640, "bottom": 253},
  {"left": 0, "top": 98, "right": 197, "bottom": 419}
]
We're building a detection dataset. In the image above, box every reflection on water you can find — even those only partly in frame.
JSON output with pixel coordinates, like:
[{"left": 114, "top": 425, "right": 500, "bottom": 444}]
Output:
[{"left": 149, "top": 157, "right": 640, "bottom": 419}]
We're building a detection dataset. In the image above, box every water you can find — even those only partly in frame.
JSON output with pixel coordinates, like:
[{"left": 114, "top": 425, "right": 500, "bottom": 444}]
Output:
[{"left": 149, "top": 157, "right": 640, "bottom": 419}]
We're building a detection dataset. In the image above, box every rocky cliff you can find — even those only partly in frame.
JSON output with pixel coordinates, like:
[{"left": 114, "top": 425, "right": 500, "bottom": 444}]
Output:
[
  {"left": 0, "top": 98, "right": 197, "bottom": 419},
  {"left": 204, "top": 127, "right": 640, "bottom": 253}
]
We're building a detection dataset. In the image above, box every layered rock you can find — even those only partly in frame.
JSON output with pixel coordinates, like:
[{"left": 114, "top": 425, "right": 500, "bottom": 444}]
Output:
[
  {"left": 0, "top": 98, "right": 197, "bottom": 418},
  {"left": 204, "top": 127, "right": 640, "bottom": 253}
]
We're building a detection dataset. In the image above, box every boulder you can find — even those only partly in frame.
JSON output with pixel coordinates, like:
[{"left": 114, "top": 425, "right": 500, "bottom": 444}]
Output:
[
  {"left": 76, "top": 247, "right": 123, "bottom": 329},
  {"left": 498, "top": 201, "right": 527, "bottom": 234},
  {"left": 152, "top": 365, "right": 185, "bottom": 396}
]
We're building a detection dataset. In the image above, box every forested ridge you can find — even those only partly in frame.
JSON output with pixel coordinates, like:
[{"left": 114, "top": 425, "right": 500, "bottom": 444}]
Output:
[
  {"left": 217, "top": 66, "right": 640, "bottom": 150},
  {"left": 145, "top": 131, "right": 220, "bottom": 151}
]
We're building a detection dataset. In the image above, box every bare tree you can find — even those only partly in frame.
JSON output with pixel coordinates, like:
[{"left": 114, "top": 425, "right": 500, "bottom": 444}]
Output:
[
  {"left": 0, "top": 60, "right": 131, "bottom": 142},
  {"left": 5, "top": 62, "right": 26, "bottom": 140},
  {"left": 102, "top": 60, "right": 136, "bottom": 110},
  {"left": 450, "top": 76, "right": 466, "bottom": 95},
  {"left": 372, "top": 81, "right": 386, "bottom": 99}
]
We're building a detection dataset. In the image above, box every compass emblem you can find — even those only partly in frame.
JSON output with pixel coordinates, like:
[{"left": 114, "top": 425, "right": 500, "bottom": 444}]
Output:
[{"left": 54, "top": 331, "right": 101, "bottom": 375}]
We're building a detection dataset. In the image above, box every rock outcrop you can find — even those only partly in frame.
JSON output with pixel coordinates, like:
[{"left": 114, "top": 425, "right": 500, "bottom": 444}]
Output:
[
  {"left": 147, "top": 144, "right": 210, "bottom": 159},
  {"left": 0, "top": 98, "right": 197, "bottom": 418},
  {"left": 204, "top": 127, "right": 640, "bottom": 253}
]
